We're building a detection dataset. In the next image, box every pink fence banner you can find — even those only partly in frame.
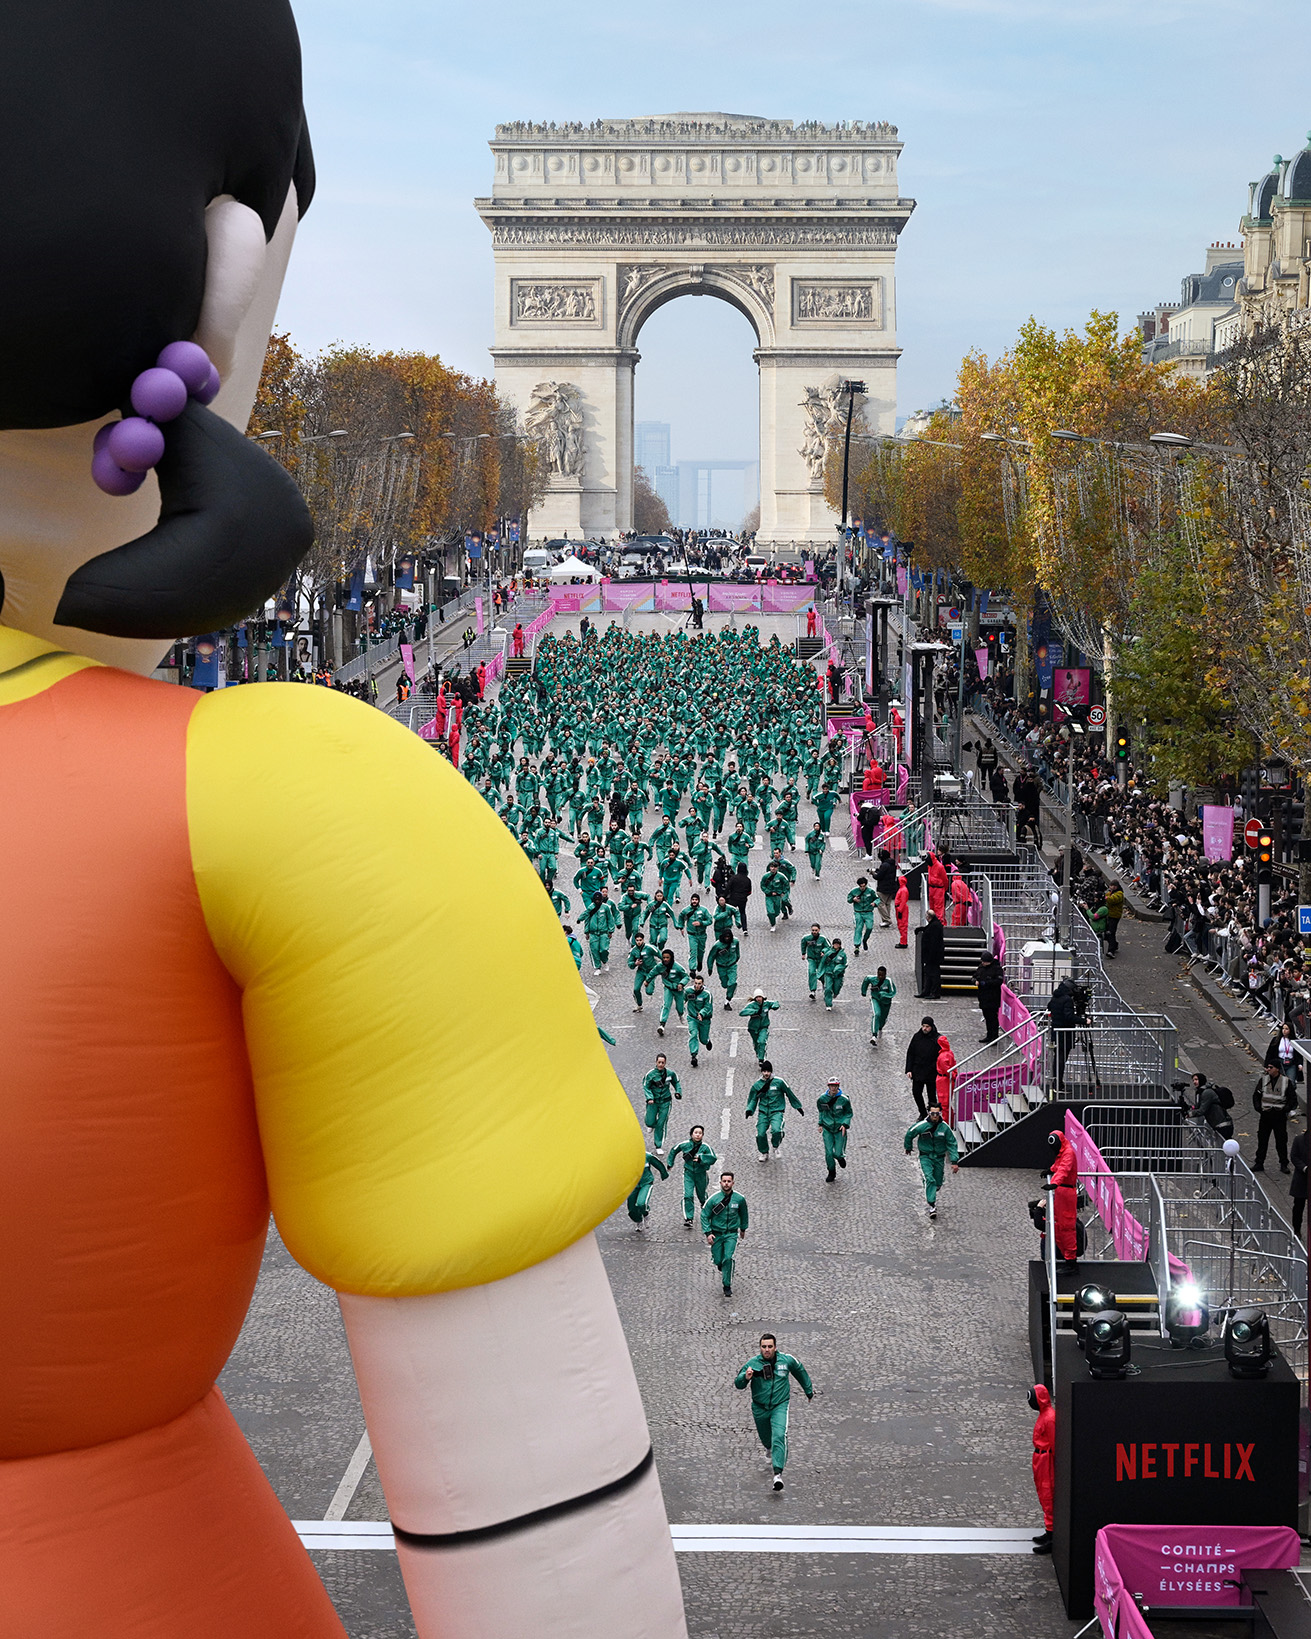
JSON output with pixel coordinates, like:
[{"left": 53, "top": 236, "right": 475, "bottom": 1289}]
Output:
[
  {"left": 1063, "top": 1112, "right": 1193, "bottom": 1278},
  {"left": 1094, "top": 1524, "right": 1299, "bottom": 1637},
  {"left": 1201, "top": 804, "right": 1235, "bottom": 862},
  {"left": 761, "top": 584, "right": 817, "bottom": 614},
  {"left": 600, "top": 584, "right": 650, "bottom": 611},
  {"left": 975, "top": 645, "right": 989, "bottom": 680},
  {"left": 655, "top": 581, "right": 694, "bottom": 611},
  {"left": 954, "top": 987, "right": 1040, "bottom": 1123},
  {"left": 895, "top": 765, "right": 910, "bottom": 805},
  {"left": 474, "top": 597, "right": 484, "bottom": 636},
  {"left": 418, "top": 715, "right": 439, "bottom": 740},
  {"left": 400, "top": 643, "right": 415, "bottom": 684},
  {"left": 708, "top": 585, "right": 762, "bottom": 613},
  {"left": 897, "top": 565, "right": 908, "bottom": 596}
]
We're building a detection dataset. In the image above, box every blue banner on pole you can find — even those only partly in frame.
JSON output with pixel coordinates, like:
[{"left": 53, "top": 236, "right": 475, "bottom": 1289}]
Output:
[
  {"left": 395, "top": 554, "right": 415, "bottom": 591},
  {"left": 346, "top": 567, "right": 364, "bottom": 612},
  {"left": 465, "top": 532, "right": 482, "bottom": 561},
  {"left": 192, "top": 635, "right": 221, "bottom": 689}
]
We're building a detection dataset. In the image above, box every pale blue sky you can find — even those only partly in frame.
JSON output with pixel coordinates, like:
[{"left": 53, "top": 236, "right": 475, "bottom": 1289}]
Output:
[{"left": 280, "top": 0, "right": 1309, "bottom": 464}]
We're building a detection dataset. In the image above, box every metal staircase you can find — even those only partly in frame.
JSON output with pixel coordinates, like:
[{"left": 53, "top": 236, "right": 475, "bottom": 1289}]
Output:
[
  {"left": 940, "top": 924, "right": 987, "bottom": 993},
  {"left": 794, "top": 635, "right": 825, "bottom": 660}
]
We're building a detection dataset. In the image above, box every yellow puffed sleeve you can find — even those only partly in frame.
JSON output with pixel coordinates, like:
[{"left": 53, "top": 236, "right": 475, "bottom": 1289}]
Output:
[{"left": 185, "top": 684, "right": 644, "bottom": 1296}]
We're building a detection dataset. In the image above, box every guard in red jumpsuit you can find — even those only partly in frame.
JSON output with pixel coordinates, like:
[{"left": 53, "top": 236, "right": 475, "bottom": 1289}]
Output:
[
  {"left": 926, "top": 853, "right": 948, "bottom": 921},
  {"left": 935, "top": 1035, "right": 956, "bottom": 1119},
  {"left": 1029, "top": 1384, "right": 1055, "bottom": 1553},
  {"left": 949, "top": 867, "right": 972, "bottom": 927},
  {"left": 1046, "top": 1130, "right": 1079, "bottom": 1264},
  {"left": 512, "top": 623, "right": 525, "bottom": 658},
  {"left": 894, "top": 876, "right": 910, "bottom": 948}
]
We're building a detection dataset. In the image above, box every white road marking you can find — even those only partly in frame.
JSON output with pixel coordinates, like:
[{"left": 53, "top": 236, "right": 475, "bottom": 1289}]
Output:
[
  {"left": 292, "top": 1521, "right": 1040, "bottom": 1556},
  {"left": 323, "top": 1431, "right": 373, "bottom": 1522},
  {"left": 729, "top": 1031, "right": 739, "bottom": 1059},
  {"left": 719, "top": 1106, "right": 731, "bottom": 1139},
  {"left": 829, "top": 837, "right": 849, "bottom": 851},
  {"left": 724, "top": 1068, "right": 735, "bottom": 1098}
]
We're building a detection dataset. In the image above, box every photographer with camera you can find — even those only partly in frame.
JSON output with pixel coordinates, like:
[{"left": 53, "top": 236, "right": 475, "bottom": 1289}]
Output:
[
  {"left": 1176, "top": 1071, "right": 1234, "bottom": 1141},
  {"left": 1046, "top": 972, "right": 1087, "bottom": 1092}
]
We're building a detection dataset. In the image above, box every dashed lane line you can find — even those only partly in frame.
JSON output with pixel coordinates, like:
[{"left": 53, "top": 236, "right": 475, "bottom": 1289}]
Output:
[{"left": 323, "top": 1431, "right": 372, "bottom": 1522}]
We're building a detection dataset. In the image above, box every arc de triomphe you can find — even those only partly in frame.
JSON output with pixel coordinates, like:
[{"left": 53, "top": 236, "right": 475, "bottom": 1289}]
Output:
[{"left": 476, "top": 114, "right": 915, "bottom": 545}]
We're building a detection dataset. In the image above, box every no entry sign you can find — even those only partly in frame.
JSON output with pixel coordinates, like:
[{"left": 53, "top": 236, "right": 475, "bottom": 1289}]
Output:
[{"left": 1245, "top": 818, "right": 1263, "bottom": 850}]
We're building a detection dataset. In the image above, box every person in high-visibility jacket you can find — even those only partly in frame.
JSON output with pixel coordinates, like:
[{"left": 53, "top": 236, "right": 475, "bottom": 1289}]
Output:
[
  {"left": 668, "top": 1125, "right": 717, "bottom": 1227},
  {"left": 904, "top": 1106, "right": 960, "bottom": 1220},
  {"left": 641, "top": 1055, "right": 682, "bottom": 1152},
  {"left": 685, "top": 974, "right": 715, "bottom": 1067},
  {"left": 816, "top": 1077, "right": 853, "bottom": 1181},
  {"left": 734, "top": 1334, "right": 813, "bottom": 1491},
  {"left": 746, "top": 1063, "right": 805, "bottom": 1160},
  {"left": 626, "top": 1150, "right": 668, "bottom": 1226},
  {"left": 739, "top": 990, "right": 779, "bottom": 1064}
]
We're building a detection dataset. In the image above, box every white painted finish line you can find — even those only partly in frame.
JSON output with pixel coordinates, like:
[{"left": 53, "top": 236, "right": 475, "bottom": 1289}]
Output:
[
  {"left": 323, "top": 1431, "right": 372, "bottom": 1521},
  {"left": 293, "top": 1522, "right": 1039, "bottom": 1556}
]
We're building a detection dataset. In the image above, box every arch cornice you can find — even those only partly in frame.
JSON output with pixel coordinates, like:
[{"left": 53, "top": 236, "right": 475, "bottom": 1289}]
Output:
[{"left": 617, "top": 265, "right": 776, "bottom": 351}]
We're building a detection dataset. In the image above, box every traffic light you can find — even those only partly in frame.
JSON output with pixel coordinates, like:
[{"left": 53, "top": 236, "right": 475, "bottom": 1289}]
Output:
[
  {"left": 1257, "top": 831, "right": 1274, "bottom": 882},
  {"left": 1114, "top": 732, "right": 1129, "bottom": 762}
]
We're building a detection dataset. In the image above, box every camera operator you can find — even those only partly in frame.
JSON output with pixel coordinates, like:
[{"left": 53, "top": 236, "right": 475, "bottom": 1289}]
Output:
[
  {"left": 1046, "top": 972, "right": 1086, "bottom": 1092},
  {"left": 1176, "top": 1071, "right": 1234, "bottom": 1141}
]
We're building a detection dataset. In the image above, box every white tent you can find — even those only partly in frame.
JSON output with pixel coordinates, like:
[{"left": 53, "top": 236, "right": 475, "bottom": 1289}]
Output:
[{"left": 546, "top": 554, "right": 601, "bottom": 582}]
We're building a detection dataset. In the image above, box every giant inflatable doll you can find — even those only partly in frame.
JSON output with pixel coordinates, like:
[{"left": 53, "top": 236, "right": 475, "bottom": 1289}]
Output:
[{"left": 0, "top": 6, "right": 687, "bottom": 1635}]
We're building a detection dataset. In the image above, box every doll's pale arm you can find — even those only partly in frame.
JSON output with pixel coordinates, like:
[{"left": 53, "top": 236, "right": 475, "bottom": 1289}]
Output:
[{"left": 340, "top": 1234, "right": 686, "bottom": 1639}]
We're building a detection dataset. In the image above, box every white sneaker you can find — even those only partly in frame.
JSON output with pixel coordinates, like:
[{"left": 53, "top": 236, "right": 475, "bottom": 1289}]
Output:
[
  {"left": 757, "top": 1152, "right": 769, "bottom": 1163},
  {"left": 772, "top": 1475, "right": 784, "bottom": 1491}
]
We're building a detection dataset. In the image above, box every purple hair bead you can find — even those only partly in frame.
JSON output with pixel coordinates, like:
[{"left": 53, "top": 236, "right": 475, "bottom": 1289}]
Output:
[
  {"left": 130, "top": 367, "right": 188, "bottom": 423},
  {"left": 91, "top": 447, "right": 147, "bottom": 497},
  {"left": 157, "top": 340, "right": 214, "bottom": 396},
  {"left": 93, "top": 424, "right": 115, "bottom": 456},
  {"left": 194, "top": 364, "right": 222, "bottom": 406},
  {"left": 106, "top": 416, "right": 166, "bottom": 473}
]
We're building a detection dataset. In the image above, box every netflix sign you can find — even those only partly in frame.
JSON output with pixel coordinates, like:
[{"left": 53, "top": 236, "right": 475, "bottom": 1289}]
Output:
[{"left": 1052, "top": 1335, "right": 1300, "bottom": 1619}]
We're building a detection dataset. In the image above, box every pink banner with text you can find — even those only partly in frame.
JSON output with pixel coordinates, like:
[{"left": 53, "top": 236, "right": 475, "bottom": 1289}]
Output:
[
  {"left": 1094, "top": 1524, "right": 1298, "bottom": 1637},
  {"left": 1201, "top": 804, "right": 1235, "bottom": 862}
]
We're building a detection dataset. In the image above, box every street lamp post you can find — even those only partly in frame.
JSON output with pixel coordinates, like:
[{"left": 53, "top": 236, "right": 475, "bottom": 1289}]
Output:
[{"left": 837, "top": 380, "right": 866, "bottom": 598}]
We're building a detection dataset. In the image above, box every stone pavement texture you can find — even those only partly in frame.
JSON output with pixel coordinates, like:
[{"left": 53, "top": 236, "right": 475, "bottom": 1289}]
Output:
[{"left": 218, "top": 611, "right": 1084, "bottom": 1638}]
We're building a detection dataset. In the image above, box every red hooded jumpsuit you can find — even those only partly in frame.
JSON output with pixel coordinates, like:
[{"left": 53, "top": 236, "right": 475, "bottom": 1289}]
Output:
[
  {"left": 1031, "top": 1384, "right": 1055, "bottom": 1531},
  {"left": 894, "top": 877, "right": 910, "bottom": 947},
  {"left": 1048, "top": 1132, "right": 1079, "bottom": 1260}
]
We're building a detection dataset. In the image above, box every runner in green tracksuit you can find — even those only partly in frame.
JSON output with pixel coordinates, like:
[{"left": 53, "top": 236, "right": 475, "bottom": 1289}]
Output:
[
  {"left": 861, "top": 966, "right": 897, "bottom": 1043},
  {"left": 816, "top": 1077, "right": 853, "bottom": 1181},
  {"left": 702, "top": 1172, "right": 748, "bottom": 1295},
  {"left": 619, "top": 885, "right": 649, "bottom": 942},
  {"left": 760, "top": 862, "right": 791, "bottom": 928},
  {"left": 746, "top": 1064, "right": 805, "bottom": 1159},
  {"left": 678, "top": 894, "right": 711, "bottom": 973},
  {"left": 706, "top": 929, "right": 741, "bottom": 1010},
  {"left": 563, "top": 925, "right": 583, "bottom": 971},
  {"left": 626, "top": 1150, "right": 668, "bottom": 1226},
  {"left": 668, "top": 1125, "right": 717, "bottom": 1225},
  {"left": 739, "top": 991, "right": 779, "bottom": 1065},
  {"left": 904, "top": 1107, "right": 960, "bottom": 1219},
  {"left": 656, "top": 949, "right": 689, "bottom": 1032},
  {"left": 815, "top": 786, "right": 840, "bottom": 835},
  {"left": 801, "top": 925, "right": 829, "bottom": 1002},
  {"left": 686, "top": 974, "right": 715, "bottom": 1066},
  {"left": 642, "top": 1055, "right": 682, "bottom": 1151},
  {"left": 819, "top": 938, "right": 848, "bottom": 1010},
  {"left": 804, "top": 821, "right": 826, "bottom": 878},
  {"left": 768, "top": 848, "right": 797, "bottom": 918},
  {"left": 583, "top": 893, "right": 620, "bottom": 973},
  {"left": 847, "top": 878, "right": 877, "bottom": 952},
  {"left": 735, "top": 1335, "right": 813, "bottom": 1489},
  {"left": 628, "top": 932, "right": 661, "bottom": 1012}
]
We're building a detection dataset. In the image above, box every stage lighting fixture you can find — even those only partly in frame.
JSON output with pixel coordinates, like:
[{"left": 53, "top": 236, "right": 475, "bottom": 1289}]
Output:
[
  {"left": 1165, "top": 1282, "right": 1210, "bottom": 1349},
  {"left": 1085, "top": 1310, "right": 1131, "bottom": 1379},
  {"left": 1072, "top": 1282, "right": 1116, "bottom": 1348},
  {"left": 1223, "top": 1308, "right": 1273, "bottom": 1379}
]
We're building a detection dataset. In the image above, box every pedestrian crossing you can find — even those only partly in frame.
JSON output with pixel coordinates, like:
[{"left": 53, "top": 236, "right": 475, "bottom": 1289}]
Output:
[{"left": 292, "top": 1521, "right": 1040, "bottom": 1555}]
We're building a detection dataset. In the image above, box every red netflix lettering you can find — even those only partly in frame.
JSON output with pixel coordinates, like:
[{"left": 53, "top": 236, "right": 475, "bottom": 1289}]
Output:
[
  {"left": 1163, "top": 1443, "right": 1179, "bottom": 1478},
  {"left": 1204, "top": 1445, "right": 1220, "bottom": 1479},
  {"left": 1185, "top": 1443, "right": 1200, "bottom": 1477},
  {"left": 1141, "top": 1444, "right": 1157, "bottom": 1479},
  {"left": 1235, "top": 1444, "right": 1255, "bottom": 1482},
  {"left": 1117, "top": 1444, "right": 1136, "bottom": 1481},
  {"left": 1224, "top": 1445, "right": 1231, "bottom": 1479}
]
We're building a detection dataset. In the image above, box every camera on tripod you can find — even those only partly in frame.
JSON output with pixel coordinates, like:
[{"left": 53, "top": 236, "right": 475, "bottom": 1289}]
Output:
[{"left": 1067, "top": 981, "right": 1091, "bottom": 1023}]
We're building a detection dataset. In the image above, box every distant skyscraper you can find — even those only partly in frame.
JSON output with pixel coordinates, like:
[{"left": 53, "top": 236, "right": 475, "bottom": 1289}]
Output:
[
  {"left": 654, "top": 465, "right": 680, "bottom": 521},
  {"left": 636, "top": 421, "right": 671, "bottom": 474}
]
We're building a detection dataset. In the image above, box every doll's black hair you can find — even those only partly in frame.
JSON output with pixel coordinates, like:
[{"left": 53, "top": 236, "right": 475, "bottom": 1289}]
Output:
[{"left": 1, "top": 0, "right": 316, "bottom": 638}]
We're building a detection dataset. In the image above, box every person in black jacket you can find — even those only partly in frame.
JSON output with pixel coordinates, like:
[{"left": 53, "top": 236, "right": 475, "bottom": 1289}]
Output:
[
  {"left": 874, "top": 849, "right": 898, "bottom": 928},
  {"left": 1252, "top": 1064, "right": 1298, "bottom": 1173},
  {"left": 726, "top": 864, "right": 753, "bottom": 935},
  {"left": 1047, "top": 975, "right": 1082, "bottom": 1090},
  {"left": 975, "top": 952, "right": 1005, "bottom": 1044},
  {"left": 915, "top": 910, "right": 944, "bottom": 999},
  {"left": 1290, "top": 1129, "right": 1307, "bottom": 1238},
  {"left": 904, "top": 1017, "right": 941, "bottom": 1118}
]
